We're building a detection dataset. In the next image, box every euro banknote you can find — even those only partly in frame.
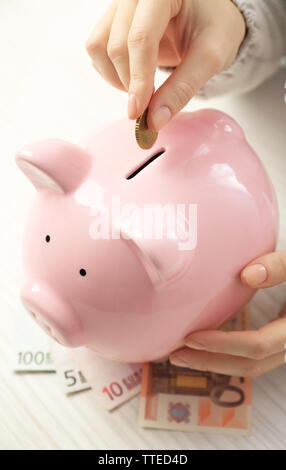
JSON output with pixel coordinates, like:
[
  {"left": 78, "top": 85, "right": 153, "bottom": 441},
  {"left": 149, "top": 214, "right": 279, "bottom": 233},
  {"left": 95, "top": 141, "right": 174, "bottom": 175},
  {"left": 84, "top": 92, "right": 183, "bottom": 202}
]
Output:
[{"left": 138, "top": 308, "right": 252, "bottom": 435}]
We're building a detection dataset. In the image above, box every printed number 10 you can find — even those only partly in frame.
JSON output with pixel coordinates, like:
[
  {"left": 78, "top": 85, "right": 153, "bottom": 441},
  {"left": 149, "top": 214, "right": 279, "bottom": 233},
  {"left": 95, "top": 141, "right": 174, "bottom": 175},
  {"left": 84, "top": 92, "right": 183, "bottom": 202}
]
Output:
[{"left": 102, "top": 382, "right": 123, "bottom": 400}]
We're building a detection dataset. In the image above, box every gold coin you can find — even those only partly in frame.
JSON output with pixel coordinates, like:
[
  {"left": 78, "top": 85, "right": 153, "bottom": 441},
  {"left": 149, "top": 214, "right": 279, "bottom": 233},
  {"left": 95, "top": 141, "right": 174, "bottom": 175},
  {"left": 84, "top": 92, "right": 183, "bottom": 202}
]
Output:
[{"left": 135, "top": 108, "right": 158, "bottom": 150}]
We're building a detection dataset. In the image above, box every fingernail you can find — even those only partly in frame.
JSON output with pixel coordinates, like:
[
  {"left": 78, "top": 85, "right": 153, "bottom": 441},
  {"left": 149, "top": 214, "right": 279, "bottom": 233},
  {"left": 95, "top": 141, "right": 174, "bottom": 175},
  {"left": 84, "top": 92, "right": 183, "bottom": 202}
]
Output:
[
  {"left": 151, "top": 106, "right": 171, "bottom": 132},
  {"left": 128, "top": 93, "right": 137, "bottom": 119},
  {"left": 169, "top": 353, "right": 190, "bottom": 368},
  {"left": 242, "top": 264, "right": 267, "bottom": 287},
  {"left": 184, "top": 339, "right": 206, "bottom": 350}
]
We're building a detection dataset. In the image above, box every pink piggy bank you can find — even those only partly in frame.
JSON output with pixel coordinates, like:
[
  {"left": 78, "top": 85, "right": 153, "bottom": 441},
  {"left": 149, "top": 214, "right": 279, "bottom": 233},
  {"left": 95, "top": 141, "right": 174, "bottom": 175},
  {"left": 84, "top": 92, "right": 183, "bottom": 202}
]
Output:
[{"left": 16, "top": 110, "right": 278, "bottom": 363}]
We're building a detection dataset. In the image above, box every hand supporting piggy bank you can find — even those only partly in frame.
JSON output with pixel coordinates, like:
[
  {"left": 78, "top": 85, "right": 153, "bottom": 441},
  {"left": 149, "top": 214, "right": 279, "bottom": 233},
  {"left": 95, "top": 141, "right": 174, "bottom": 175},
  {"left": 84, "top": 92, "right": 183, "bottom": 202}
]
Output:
[{"left": 16, "top": 110, "right": 278, "bottom": 363}]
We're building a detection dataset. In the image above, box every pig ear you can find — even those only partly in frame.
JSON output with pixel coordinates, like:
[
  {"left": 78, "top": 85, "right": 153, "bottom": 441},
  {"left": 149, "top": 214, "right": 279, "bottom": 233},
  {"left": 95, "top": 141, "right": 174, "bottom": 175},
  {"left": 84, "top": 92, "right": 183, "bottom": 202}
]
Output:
[
  {"left": 114, "top": 209, "right": 197, "bottom": 288},
  {"left": 15, "top": 139, "right": 92, "bottom": 193}
]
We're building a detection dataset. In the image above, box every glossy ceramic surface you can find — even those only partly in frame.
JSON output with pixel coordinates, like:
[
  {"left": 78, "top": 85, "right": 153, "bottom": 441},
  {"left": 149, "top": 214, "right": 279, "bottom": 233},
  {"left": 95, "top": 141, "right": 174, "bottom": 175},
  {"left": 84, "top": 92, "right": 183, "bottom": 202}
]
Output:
[{"left": 16, "top": 110, "right": 278, "bottom": 362}]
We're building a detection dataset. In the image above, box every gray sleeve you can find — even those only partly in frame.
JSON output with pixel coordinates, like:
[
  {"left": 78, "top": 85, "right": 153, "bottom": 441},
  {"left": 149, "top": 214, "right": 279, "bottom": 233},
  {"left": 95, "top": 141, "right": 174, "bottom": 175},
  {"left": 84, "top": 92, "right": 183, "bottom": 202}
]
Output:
[{"left": 198, "top": 0, "right": 286, "bottom": 98}]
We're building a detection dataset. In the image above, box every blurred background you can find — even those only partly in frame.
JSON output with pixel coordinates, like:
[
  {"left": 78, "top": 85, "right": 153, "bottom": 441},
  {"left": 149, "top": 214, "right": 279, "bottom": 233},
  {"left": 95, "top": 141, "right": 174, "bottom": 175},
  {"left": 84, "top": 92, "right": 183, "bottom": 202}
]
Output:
[{"left": 0, "top": 0, "right": 286, "bottom": 450}]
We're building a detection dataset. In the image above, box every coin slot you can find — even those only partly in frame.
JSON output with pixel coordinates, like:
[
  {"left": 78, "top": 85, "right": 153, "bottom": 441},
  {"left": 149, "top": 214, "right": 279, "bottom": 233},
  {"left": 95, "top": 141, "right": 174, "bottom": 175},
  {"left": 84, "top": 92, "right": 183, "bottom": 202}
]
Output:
[{"left": 126, "top": 148, "right": 166, "bottom": 180}]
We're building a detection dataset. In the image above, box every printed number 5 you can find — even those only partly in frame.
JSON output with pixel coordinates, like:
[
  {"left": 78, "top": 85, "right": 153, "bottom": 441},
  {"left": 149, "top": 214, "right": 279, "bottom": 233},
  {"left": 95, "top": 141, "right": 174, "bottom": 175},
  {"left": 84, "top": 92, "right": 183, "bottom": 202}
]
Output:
[{"left": 64, "top": 369, "right": 77, "bottom": 387}]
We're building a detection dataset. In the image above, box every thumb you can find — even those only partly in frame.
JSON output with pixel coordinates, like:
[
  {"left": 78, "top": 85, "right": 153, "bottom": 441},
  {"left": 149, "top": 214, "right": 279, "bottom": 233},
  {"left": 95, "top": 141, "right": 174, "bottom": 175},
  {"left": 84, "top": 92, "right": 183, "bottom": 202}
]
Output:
[
  {"left": 241, "top": 251, "right": 286, "bottom": 288},
  {"left": 148, "top": 32, "right": 226, "bottom": 132}
]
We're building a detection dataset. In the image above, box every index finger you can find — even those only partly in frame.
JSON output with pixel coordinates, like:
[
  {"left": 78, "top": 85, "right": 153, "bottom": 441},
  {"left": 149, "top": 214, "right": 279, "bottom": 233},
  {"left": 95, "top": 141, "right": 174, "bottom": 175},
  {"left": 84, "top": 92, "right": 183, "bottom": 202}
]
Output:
[{"left": 127, "top": 0, "right": 181, "bottom": 118}]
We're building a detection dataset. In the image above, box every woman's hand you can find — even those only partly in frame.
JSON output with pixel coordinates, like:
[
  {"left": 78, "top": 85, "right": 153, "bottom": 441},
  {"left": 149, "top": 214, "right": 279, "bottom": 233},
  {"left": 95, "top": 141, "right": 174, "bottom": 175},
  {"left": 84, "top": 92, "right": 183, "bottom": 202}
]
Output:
[
  {"left": 170, "top": 251, "right": 286, "bottom": 378},
  {"left": 85, "top": 0, "right": 246, "bottom": 131}
]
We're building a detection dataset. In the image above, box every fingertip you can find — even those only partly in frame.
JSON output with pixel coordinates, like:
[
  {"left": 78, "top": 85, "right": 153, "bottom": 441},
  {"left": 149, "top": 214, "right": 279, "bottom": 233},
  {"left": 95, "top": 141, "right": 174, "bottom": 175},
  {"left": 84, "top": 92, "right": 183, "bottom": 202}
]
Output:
[
  {"left": 149, "top": 105, "right": 172, "bottom": 132},
  {"left": 240, "top": 269, "right": 250, "bottom": 287},
  {"left": 240, "top": 264, "right": 268, "bottom": 288},
  {"left": 127, "top": 93, "right": 137, "bottom": 119},
  {"left": 184, "top": 339, "right": 206, "bottom": 350},
  {"left": 147, "top": 82, "right": 178, "bottom": 131},
  {"left": 169, "top": 352, "right": 189, "bottom": 368},
  {"left": 128, "top": 79, "right": 154, "bottom": 118}
]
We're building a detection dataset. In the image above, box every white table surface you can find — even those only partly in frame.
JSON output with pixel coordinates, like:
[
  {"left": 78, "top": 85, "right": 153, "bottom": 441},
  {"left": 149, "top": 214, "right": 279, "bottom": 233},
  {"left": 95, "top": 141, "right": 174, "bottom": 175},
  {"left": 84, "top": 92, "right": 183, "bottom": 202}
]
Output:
[{"left": 0, "top": 0, "right": 286, "bottom": 450}]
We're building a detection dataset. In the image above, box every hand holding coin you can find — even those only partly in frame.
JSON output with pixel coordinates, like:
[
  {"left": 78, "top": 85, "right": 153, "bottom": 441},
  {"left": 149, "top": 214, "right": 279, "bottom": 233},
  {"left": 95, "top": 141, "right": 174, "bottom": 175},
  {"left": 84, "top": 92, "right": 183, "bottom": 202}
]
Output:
[{"left": 86, "top": 0, "right": 246, "bottom": 133}]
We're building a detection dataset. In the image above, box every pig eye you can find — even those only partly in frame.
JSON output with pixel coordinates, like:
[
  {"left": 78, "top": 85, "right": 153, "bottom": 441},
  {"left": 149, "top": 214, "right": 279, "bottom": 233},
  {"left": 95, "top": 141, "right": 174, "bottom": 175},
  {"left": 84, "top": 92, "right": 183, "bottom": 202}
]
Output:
[
  {"left": 45, "top": 235, "right": 50, "bottom": 243},
  {"left": 79, "top": 269, "right": 87, "bottom": 277}
]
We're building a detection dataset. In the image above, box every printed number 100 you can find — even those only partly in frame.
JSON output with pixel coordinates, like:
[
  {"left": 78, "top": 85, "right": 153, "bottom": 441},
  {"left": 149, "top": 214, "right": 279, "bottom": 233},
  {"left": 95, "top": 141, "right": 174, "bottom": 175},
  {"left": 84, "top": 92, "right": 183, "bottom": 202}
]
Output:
[{"left": 18, "top": 351, "right": 49, "bottom": 366}]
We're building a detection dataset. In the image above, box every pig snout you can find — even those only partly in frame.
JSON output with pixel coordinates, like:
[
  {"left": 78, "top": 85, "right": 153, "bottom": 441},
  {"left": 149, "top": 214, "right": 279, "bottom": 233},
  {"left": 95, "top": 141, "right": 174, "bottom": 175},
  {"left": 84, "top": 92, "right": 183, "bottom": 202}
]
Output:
[{"left": 20, "top": 281, "right": 84, "bottom": 347}]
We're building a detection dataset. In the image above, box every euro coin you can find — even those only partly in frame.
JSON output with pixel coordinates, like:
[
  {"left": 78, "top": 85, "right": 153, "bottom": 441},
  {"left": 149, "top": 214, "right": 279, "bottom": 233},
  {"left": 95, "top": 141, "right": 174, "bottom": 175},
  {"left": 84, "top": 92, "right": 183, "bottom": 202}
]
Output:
[{"left": 135, "top": 108, "right": 158, "bottom": 150}]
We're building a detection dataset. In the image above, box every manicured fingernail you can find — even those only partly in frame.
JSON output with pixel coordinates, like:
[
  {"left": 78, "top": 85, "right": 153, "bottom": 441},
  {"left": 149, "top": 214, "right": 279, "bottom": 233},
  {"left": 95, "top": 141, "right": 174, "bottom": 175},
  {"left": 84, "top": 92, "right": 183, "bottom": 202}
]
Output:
[
  {"left": 170, "top": 353, "right": 190, "bottom": 368},
  {"left": 242, "top": 264, "right": 267, "bottom": 286},
  {"left": 184, "top": 339, "right": 206, "bottom": 350},
  {"left": 151, "top": 106, "right": 171, "bottom": 132},
  {"left": 128, "top": 93, "right": 137, "bottom": 119}
]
